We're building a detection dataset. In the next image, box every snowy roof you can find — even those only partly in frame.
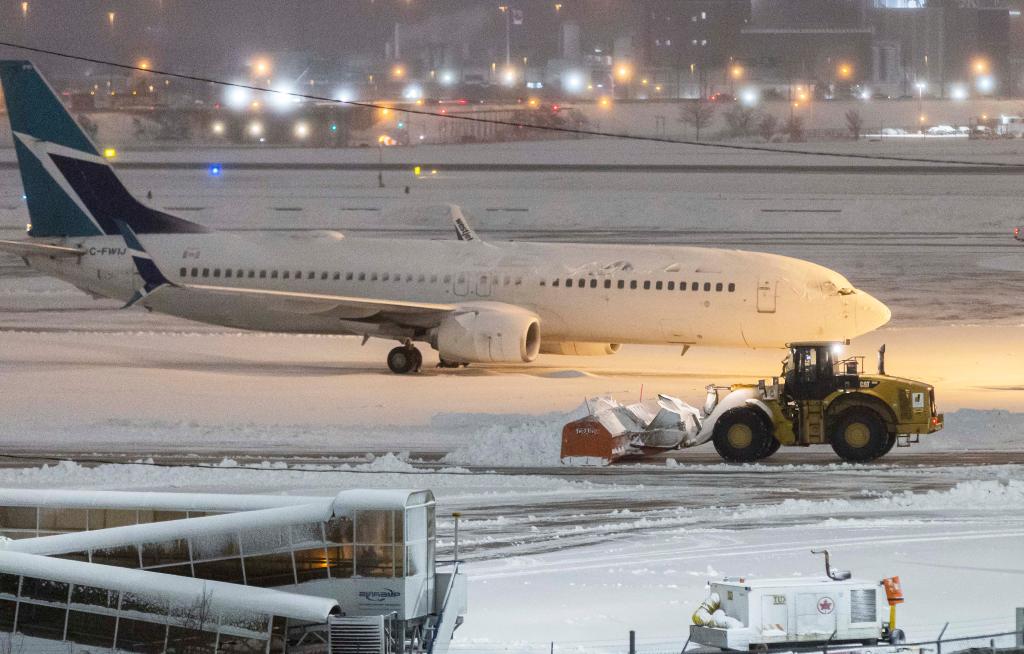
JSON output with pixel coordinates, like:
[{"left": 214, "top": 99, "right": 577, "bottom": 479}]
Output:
[
  {"left": 0, "top": 550, "right": 338, "bottom": 623},
  {"left": 0, "top": 488, "right": 327, "bottom": 513},
  {"left": 332, "top": 489, "right": 434, "bottom": 517},
  {"left": 713, "top": 577, "right": 874, "bottom": 589},
  {"left": 7, "top": 501, "right": 334, "bottom": 556}
]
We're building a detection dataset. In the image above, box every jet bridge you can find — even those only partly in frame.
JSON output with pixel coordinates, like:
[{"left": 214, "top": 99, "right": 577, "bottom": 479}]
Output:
[{"left": 0, "top": 488, "right": 467, "bottom": 654}]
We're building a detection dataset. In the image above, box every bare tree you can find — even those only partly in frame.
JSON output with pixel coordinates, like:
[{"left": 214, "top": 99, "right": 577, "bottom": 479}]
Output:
[
  {"left": 845, "top": 109, "right": 864, "bottom": 141},
  {"left": 783, "top": 115, "right": 806, "bottom": 142},
  {"left": 723, "top": 104, "right": 757, "bottom": 138},
  {"left": 175, "top": 590, "right": 216, "bottom": 653},
  {"left": 679, "top": 100, "right": 716, "bottom": 142},
  {"left": 758, "top": 113, "right": 779, "bottom": 142}
]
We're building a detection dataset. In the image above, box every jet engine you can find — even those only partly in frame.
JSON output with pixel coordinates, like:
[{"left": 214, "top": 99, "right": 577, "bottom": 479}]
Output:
[
  {"left": 540, "top": 342, "right": 621, "bottom": 356},
  {"left": 432, "top": 304, "right": 541, "bottom": 363}
]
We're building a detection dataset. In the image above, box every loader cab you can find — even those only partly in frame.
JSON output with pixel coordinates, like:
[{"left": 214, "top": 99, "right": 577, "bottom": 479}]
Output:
[{"left": 783, "top": 343, "right": 842, "bottom": 401}]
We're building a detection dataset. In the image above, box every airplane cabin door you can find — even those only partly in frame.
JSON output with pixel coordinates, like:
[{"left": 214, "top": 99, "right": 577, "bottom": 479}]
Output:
[{"left": 757, "top": 278, "right": 777, "bottom": 313}]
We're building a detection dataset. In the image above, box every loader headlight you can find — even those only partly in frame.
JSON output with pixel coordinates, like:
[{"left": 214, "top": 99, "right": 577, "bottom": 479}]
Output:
[{"left": 703, "top": 385, "right": 719, "bottom": 417}]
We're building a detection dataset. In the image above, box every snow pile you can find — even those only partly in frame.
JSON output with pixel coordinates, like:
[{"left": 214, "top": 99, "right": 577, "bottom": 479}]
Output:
[{"left": 437, "top": 406, "right": 589, "bottom": 467}]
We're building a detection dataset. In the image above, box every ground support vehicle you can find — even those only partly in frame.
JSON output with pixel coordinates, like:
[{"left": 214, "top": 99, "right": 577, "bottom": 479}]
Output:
[{"left": 560, "top": 343, "right": 943, "bottom": 464}]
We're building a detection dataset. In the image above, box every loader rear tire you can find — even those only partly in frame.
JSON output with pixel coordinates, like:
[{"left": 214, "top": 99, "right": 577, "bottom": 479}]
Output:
[
  {"left": 830, "top": 408, "right": 890, "bottom": 462},
  {"left": 761, "top": 437, "right": 782, "bottom": 459},
  {"left": 712, "top": 409, "right": 773, "bottom": 463}
]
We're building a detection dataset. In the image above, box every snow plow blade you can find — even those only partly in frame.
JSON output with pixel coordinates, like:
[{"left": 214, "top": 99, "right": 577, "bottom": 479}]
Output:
[{"left": 560, "top": 395, "right": 702, "bottom": 466}]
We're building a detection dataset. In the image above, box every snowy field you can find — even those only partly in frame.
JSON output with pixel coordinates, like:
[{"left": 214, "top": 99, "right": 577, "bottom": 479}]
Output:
[{"left": 0, "top": 138, "right": 1022, "bottom": 650}]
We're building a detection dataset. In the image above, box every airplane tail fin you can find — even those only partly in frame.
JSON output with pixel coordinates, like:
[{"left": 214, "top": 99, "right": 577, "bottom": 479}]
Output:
[{"left": 0, "top": 60, "right": 208, "bottom": 238}]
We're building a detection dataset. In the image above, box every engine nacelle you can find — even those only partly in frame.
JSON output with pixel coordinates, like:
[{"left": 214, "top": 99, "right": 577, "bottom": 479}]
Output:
[
  {"left": 540, "top": 342, "right": 621, "bottom": 356},
  {"left": 432, "top": 303, "right": 541, "bottom": 363}
]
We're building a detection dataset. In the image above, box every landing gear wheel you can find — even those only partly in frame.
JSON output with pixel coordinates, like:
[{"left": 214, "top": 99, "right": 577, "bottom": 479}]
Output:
[
  {"left": 387, "top": 346, "right": 421, "bottom": 374},
  {"left": 712, "top": 409, "right": 773, "bottom": 463},
  {"left": 829, "top": 408, "right": 889, "bottom": 462}
]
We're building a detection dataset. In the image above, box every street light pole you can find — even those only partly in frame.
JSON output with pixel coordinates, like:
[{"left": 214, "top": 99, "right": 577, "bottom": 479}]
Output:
[{"left": 505, "top": 8, "right": 511, "bottom": 66}]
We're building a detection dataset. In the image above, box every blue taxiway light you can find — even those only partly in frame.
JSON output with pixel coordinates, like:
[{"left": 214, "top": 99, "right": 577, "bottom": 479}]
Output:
[
  {"left": 209, "top": 164, "right": 223, "bottom": 177},
  {"left": 330, "top": 123, "right": 338, "bottom": 132}
]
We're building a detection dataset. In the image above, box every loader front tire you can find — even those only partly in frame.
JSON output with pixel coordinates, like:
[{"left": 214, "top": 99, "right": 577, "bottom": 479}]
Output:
[{"left": 712, "top": 409, "right": 774, "bottom": 463}]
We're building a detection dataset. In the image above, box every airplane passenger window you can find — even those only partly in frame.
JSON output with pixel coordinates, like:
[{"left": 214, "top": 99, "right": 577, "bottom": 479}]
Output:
[
  {"left": 553, "top": 279, "right": 559, "bottom": 287},
  {"left": 704, "top": 282, "right": 711, "bottom": 291},
  {"left": 333, "top": 273, "right": 341, "bottom": 280},
  {"left": 179, "top": 268, "right": 186, "bottom": 277},
  {"left": 271, "top": 271, "right": 278, "bottom": 279},
  {"left": 249, "top": 271, "right": 256, "bottom": 278},
  {"left": 406, "top": 274, "right": 413, "bottom": 282},
  {"left": 237, "top": 269, "right": 244, "bottom": 278},
  {"left": 655, "top": 281, "right": 663, "bottom": 290},
  {"left": 589, "top": 279, "right": 597, "bottom": 288},
  {"left": 565, "top": 278, "right": 572, "bottom": 287},
  {"left": 418, "top": 275, "right": 425, "bottom": 283},
  {"left": 371, "top": 273, "right": 378, "bottom": 281},
  {"left": 225, "top": 269, "right": 233, "bottom": 278},
  {"left": 668, "top": 281, "right": 675, "bottom": 290},
  {"left": 307, "top": 272, "right": 315, "bottom": 280},
  {"left": 283, "top": 271, "right": 290, "bottom": 279},
  {"left": 728, "top": 283, "right": 735, "bottom": 292},
  {"left": 716, "top": 283, "right": 723, "bottom": 292},
  {"left": 540, "top": 280, "right": 546, "bottom": 287},
  {"left": 213, "top": 269, "right": 221, "bottom": 278},
  {"left": 346, "top": 273, "right": 354, "bottom": 281},
  {"left": 322, "top": 272, "right": 329, "bottom": 280},
  {"left": 515, "top": 278, "right": 522, "bottom": 285},
  {"left": 578, "top": 279, "right": 585, "bottom": 288},
  {"left": 604, "top": 280, "right": 612, "bottom": 289},
  {"left": 432, "top": 275, "right": 439, "bottom": 283},
  {"left": 618, "top": 280, "right": 625, "bottom": 289},
  {"left": 630, "top": 280, "right": 638, "bottom": 289},
  {"left": 504, "top": 276, "right": 511, "bottom": 286},
  {"left": 691, "top": 282, "right": 699, "bottom": 291},
  {"left": 443, "top": 275, "right": 451, "bottom": 284},
  {"left": 202, "top": 268, "right": 209, "bottom": 277},
  {"left": 190, "top": 268, "right": 198, "bottom": 277},
  {"left": 259, "top": 271, "right": 267, "bottom": 279},
  {"left": 383, "top": 273, "right": 390, "bottom": 282},
  {"left": 643, "top": 281, "right": 651, "bottom": 290},
  {"left": 358, "top": 273, "right": 366, "bottom": 281}
]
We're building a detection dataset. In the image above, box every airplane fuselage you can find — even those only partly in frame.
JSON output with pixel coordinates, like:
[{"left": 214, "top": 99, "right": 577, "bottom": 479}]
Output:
[{"left": 27, "top": 231, "right": 889, "bottom": 350}]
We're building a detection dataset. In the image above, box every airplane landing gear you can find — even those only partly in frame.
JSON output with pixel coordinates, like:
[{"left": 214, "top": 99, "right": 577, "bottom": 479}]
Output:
[{"left": 387, "top": 345, "right": 422, "bottom": 374}]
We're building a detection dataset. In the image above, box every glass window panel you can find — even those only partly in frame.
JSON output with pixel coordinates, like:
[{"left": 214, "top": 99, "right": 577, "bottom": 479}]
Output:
[
  {"left": 243, "top": 553, "right": 295, "bottom": 587},
  {"left": 0, "top": 599, "right": 15, "bottom": 631},
  {"left": 0, "top": 574, "right": 18, "bottom": 596},
  {"left": 152, "top": 511, "right": 186, "bottom": 523},
  {"left": 15, "top": 602, "right": 66, "bottom": 640},
  {"left": 355, "top": 545, "right": 395, "bottom": 577},
  {"left": 427, "top": 505, "right": 436, "bottom": 539},
  {"left": 91, "top": 543, "right": 140, "bottom": 568},
  {"left": 0, "top": 506, "right": 36, "bottom": 531},
  {"left": 142, "top": 538, "right": 190, "bottom": 567},
  {"left": 149, "top": 563, "right": 194, "bottom": 577},
  {"left": 294, "top": 547, "right": 329, "bottom": 582},
  {"left": 57, "top": 551, "right": 89, "bottom": 562},
  {"left": 356, "top": 511, "right": 393, "bottom": 544},
  {"left": 38, "top": 507, "right": 88, "bottom": 532},
  {"left": 115, "top": 617, "right": 168, "bottom": 653},
  {"left": 406, "top": 541, "right": 426, "bottom": 577},
  {"left": 192, "top": 558, "right": 244, "bottom": 584},
  {"left": 290, "top": 522, "right": 324, "bottom": 549},
  {"left": 20, "top": 576, "right": 69, "bottom": 603},
  {"left": 89, "top": 508, "right": 137, "bottom": 529},
  {"left": 167, "top": 626, "right": 217, "bottom": 653},
  {"left": 191, "top": 532, "right": 239, "bottom": 560},
  {"left": 71, "top": 584, "right": 119, "bottom": 610},
  {"left": 219, "top": 635, "right": 270, "bottom": 653},
  {"left": 121, "top": 592, "right": 170, "bottom": 617},
  {"left": 0, "top": 530, "right": 37, "bottom": 540},
  {"left": 220, "top": 610, "right": 270, "bottom": 633},
  {"left": 327, "top": 546, "right": 353, "bottom": 579},
  {"left": 393, "top": 511, "right": 403, "bottom": 543},
  {"left": 325, "top": 517, "right": 353, "bottom": 545},
  {"left": 239, "top": 527, "right": 289, "bottom": 556},
  {"left": 66, "top": 609, "right": 116, "bottom": 648}
]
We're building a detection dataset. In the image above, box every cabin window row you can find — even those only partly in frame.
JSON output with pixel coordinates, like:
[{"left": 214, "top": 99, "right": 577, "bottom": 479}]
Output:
[
  {"left": 546, "top": 278, "right": 736, "bottom": 293},
  {"left": 178, "top": 267, "right": 524, "bottom": 286}
]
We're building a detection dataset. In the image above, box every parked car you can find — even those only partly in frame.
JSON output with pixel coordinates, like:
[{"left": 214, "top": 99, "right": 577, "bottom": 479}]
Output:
[{"left": 926, "top": 124, "right": 957, "bottom": 135}]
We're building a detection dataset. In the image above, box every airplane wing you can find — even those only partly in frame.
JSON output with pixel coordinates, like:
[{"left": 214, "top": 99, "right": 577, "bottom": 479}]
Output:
[
  {"left": 0, "top": 239, "right": 85, "bottom": 258},
  {"left": 184, "top": 283, "right": 455, "bottom": 317}
]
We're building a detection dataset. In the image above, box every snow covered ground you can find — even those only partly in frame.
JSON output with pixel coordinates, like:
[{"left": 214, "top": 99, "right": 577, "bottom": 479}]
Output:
[{"left": 0, "top": 139, "right": 1022, "bottom": 650}]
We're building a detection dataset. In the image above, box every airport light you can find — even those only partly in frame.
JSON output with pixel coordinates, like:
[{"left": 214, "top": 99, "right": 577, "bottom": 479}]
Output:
[
  {"left": 860, "top": 88, "right": 871, "bottom": 100},
  {"left": 615, "top": 63, "right": 633, "bottom": 82},
  {"left": 335, "top": 87, "right": 354, "bottom": 103},
  {"left": 294, "top": 121, "right": 310, "bottom": 140},
  {"left": 501, "top": 66, "right": 518, "bottom": 86},
  {"left": 951, "top": 84, "right": 968, "bottom": 101},
  {"left": 137, "top": 59, "right": 151, "bottom": 71},
  {"left": 208, "top": 163, "right": 223, "bottom": 177},
  {"left": 102, "top": 147, "right": 117, "bottom": 159},
  {"left": 739, "top": 87, "right": 759, "bottom": 107},
  {"left": 20, "top": 2, "right": 28, "bottom": 19},
  {"left": 915, "top": 81, "right": 927, "bottom": 93},
  {"left": 972, "top": 58, "right": 989, "bottom": 75},
  {"left": 248, "top": 120, "right": 264, "bottom": 138},
  {"left": 403, "top": 84, "right": 423, "bottom": 100},
  {"left": 976, "top": 75, "right": 995, "bottom": 94},
  {"left": 439, "top": 70, "right": 457, "bottom": 86},
  {"left": 392, "top": 65, "right": 406, "bottom": 79},
  {"left": 252, "top": 58, "right": 271, "bottom": 78},
  {"left": 225, "top": 85, "right": 251, "bottom": 109},
  {"left": 730, "top": 64, "right": 744, "bottom": 80},
  {"left": 563, "top": 70, "right": 585, "bottom": 94},
  {"left": 107, "top": 11, "right": 115, "bottom": 27},
  {"left": 837, "top": 62, "right": 853, "bottom": 80},
  {"left": 211, "top": 121, "right": 225, "bottom": 135},
  {"left": 598, "top": 95, "right": 612, "bottom": 109},
  {"left": 268, "top": 85, "right": 301, "bottom": 111}
]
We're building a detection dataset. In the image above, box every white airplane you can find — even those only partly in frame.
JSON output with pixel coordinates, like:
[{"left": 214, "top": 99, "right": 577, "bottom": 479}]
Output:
[{"left": 0, "top": 60, "right": 891, "bottom": 373}]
